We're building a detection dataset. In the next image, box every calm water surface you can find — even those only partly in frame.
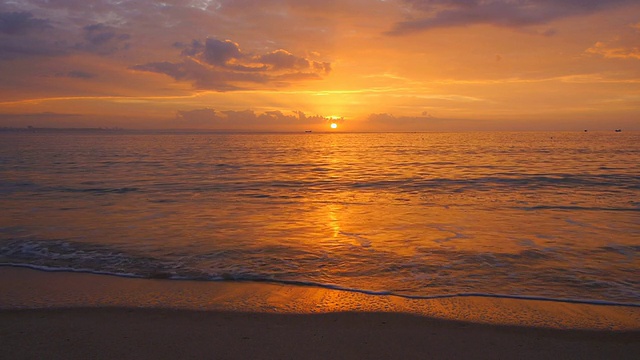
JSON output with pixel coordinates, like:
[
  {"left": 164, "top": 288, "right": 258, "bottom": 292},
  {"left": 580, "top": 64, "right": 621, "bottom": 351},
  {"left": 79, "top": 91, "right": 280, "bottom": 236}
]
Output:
[{"left": 1, "top": 131, "right": 638, "bottom": 305}]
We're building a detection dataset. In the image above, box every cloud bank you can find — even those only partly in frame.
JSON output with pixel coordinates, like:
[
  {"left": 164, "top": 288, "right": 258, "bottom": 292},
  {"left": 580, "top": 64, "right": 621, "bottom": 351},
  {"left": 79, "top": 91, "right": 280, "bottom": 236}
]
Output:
[
  {"left": 74, "top": 24, "right": 131, "bottom": 55},
  {"left": 0, "top": 9, "right": 131, "bottom": 60},
  {"left": 0, "top": 11, "right": 49, "bottom": 35},
  {"left": 132, "top": 38, "right": 331, "bottom": 91},
  {"left": 175, "top": 108, "right": 332, "bottom": 130},
  {"left": 0, "top": 11, "right": 63, "bottom": 59},
  {"left": 389, "top": 0, "right": 637, "bottom": 35}
]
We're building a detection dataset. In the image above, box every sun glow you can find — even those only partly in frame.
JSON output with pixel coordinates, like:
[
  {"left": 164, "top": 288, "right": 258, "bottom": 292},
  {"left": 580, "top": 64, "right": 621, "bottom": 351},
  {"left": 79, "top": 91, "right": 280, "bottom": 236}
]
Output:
[{"left": 330, "top": 123, "right": 338, "bottom": 129}]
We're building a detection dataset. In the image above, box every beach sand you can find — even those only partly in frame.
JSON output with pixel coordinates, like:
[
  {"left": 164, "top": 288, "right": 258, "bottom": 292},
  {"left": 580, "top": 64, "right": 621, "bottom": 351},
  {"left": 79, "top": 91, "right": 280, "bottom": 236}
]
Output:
[{"left": 1, "top": 267, "right": 639, "bottom": 359}]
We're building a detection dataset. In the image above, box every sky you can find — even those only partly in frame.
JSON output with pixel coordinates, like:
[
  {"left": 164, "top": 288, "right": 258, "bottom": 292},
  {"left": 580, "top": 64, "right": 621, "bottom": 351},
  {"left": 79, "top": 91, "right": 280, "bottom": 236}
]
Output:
[{"left": 0, "top": 0, "right": 639, "bottom": 131}]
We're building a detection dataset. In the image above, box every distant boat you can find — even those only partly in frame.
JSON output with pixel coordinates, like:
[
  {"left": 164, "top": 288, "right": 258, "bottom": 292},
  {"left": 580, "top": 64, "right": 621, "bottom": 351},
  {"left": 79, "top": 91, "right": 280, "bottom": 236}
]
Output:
[
  {"left": 615, "top": 129, "right": 622, "bottom": 132},
  {"left": 304, "top": 130, "right": 312, "bottom": 133}
]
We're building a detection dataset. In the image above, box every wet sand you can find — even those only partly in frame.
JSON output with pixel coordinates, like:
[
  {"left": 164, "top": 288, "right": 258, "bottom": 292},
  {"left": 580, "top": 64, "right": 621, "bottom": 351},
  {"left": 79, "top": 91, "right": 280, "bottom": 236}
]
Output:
[{"left": 1, "top": 267, "right": 639, "bottom": 359}]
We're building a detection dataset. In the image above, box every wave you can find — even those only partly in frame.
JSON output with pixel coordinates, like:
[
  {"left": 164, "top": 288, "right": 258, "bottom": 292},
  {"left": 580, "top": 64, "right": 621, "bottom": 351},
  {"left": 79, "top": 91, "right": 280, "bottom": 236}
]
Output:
[
  {"left": 2, "top": 238, "right": 638, "bottom": 307},
  {"left": 520, "top": 205, "right": 640, "bottom": 212},
  {"left": 49, "top": 186, "right": 140, "bottom": 194},
  {"left": 3, "top": 172, "right": 638, "bottom": 197},
  {"left": 2, "top": 263, "right": 638, "bottom": 308}
]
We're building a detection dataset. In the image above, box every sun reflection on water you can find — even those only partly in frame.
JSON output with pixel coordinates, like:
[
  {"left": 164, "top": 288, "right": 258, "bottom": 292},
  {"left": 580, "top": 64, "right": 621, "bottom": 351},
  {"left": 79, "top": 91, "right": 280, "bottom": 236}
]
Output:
[{"left": 328, "top": 204, "right": 341, "bottom": 238}]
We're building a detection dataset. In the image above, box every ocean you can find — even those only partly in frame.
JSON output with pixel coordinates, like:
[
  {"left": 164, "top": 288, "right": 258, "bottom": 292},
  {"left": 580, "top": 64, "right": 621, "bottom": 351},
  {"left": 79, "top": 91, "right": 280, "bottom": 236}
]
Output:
[{"left": 1, "top": 130, "right": 638, "bottom": 306}]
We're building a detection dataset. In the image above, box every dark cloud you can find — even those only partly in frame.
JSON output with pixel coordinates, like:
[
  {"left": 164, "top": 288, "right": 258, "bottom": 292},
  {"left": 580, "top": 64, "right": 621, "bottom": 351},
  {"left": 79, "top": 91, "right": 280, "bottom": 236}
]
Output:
[
  {"left": 193, "top": 39, "right": 243, "bottom": 66},
  {"left": 0, "top": 12, "right": 130, "bottom": 60},
  {"left": 0, "top": 11, "right": 61, "bottom": 59},
  {"left": 0, "top": 39, "right": 64, "bottom": 59},
  {"left": 74, "top": 24, "right": 130, "bottom": 55},
  {"left": 55, "top": 70, "right": 96, "bottom": 79},
  {"left": 175, "top": 108, "right": 331, "bottom": 130},
  {"left": 258, "top": 49, "right": 331, "bottom": 73},
  {"left": 133, "top": 37, "right": 330, "bottom": 91},
  {"left": 389, "top": 0, "right": 637, "bottom": 35},
  {"left": 131, "top": 57, "right": 266, "bottom": 91},
  {"left": 213, "top": 0, "right": 380, "bottom": 17},
  {"left": 179, "top": 38, "right": 330, "bottom": 73},
  {"left": 0, "top": 11, "right": 50, "bottom": 35},
  {"left": 132, "top": 61, "right": 186, "bottom": 79},
  {"left": 180, "top": 38, "right": 267, "bottom": 72},
  {"left": 259, "top": 50, "right": 310, "bottom": 71}
]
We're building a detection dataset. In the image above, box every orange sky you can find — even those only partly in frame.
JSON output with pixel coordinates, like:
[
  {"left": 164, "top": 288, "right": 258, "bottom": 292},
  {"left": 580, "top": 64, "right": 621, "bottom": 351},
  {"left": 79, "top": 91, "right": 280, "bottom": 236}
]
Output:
[{"left": 0, "top": 1, "right": 639, "bottom": 131}]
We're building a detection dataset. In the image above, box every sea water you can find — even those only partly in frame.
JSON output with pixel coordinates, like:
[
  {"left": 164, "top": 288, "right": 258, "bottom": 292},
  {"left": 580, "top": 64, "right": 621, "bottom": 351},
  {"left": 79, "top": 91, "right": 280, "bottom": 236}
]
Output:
[{"left": 1, "top": 131, "right": 638, "bottom": 306}]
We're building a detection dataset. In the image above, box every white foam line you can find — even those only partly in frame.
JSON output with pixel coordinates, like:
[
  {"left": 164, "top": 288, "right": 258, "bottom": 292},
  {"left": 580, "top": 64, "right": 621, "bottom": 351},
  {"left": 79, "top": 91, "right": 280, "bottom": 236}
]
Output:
[
  {"left": 2, "top": 263, "right": 638, "bottom": 308},
  {"left": 0, "top": 263, "right": 141, "bottom": 279},
  {"left": 258, "top": 278, "right": 640, "bottom": 308}
]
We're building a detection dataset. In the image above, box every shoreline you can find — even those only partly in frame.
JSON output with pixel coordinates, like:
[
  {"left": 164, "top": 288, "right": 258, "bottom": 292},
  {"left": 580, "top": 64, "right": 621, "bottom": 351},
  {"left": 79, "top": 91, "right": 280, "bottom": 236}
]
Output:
[
  {"left": 1, "top": 267, "right": 639, "bottom": 359},
  {"left": 5, "top": 263, "right": 638, "bottom": 308},
  {"left": 1, "top": 267, "right": 639, "bottom": 330}
]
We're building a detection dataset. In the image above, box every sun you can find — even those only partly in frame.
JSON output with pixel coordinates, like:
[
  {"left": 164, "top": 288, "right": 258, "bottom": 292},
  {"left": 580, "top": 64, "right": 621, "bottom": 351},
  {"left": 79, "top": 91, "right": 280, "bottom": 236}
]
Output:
[{"left": 330, "top": 123, "right": 338, "bottom": 129}]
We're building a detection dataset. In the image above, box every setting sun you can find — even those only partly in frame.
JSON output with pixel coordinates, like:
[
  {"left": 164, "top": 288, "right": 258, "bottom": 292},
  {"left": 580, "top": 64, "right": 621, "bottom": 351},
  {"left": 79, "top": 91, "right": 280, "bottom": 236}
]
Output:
[{"left": 330, "top": 123, "right": 338, "bottom": 129}]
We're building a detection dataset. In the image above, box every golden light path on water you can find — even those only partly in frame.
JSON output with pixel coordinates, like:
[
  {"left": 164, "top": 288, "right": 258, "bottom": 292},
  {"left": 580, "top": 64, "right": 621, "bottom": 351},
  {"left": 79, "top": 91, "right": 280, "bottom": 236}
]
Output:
[{"left": 0, "top": 131, "right": 638, "bottom": 306}]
